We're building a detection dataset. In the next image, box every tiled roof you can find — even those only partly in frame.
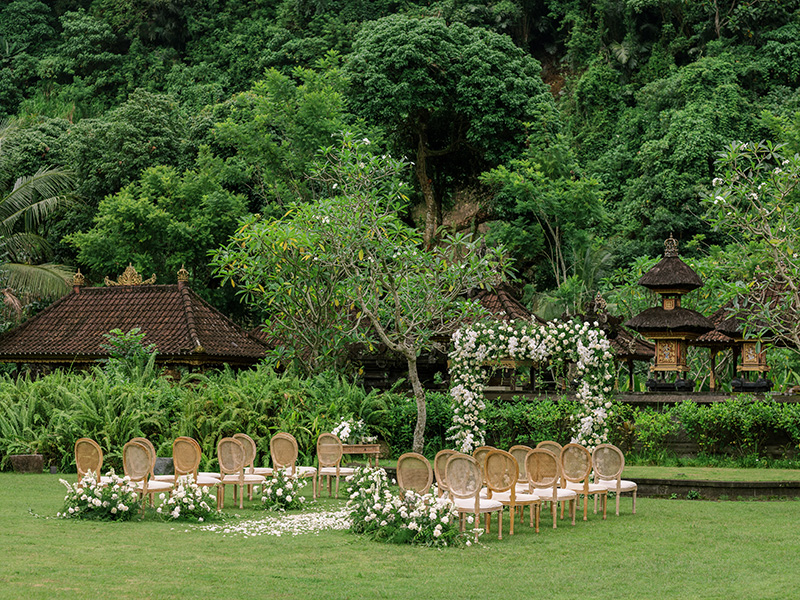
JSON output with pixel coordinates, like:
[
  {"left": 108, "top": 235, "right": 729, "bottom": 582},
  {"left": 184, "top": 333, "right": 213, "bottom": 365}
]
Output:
[
  {"left": 470, "top": 286, "right": 545, "bottom": 323},
  {"left": 610, "top": 328, "right": 655, "bottom": 360},
  {"left": 0, "top": 283, "right": 269, "bottom": 365}
]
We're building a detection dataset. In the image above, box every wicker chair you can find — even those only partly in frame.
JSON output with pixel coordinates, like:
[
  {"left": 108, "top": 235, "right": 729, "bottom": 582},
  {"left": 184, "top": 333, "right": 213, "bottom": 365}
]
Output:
[
  {"left": 129, "top": 437, "right": 173, "bottom": 505},
  {"left": 123, "top": 440, "right": 173, "bottom": 512},
  {"left": 525, "top": 448, "right": 577, "bottom": 528},
  {"left": 316, "top": 433, "right": 355, "bottom": 498},
  {"left": 508, "top": 444, "right": 533, "bottom": 494},
  {"left": 152, "top": 437, "right": 219, "bottom": 489},
  {"left": 561, "top": 443, "right": 608, "bottom": 521},
  {"left": 396, "top": 452, "right": 433, "bottom": 495},
  {"left": 592, "top": 444, "right": 637, "bottom": 515},
  {"left": 217, "top": 437, "right": 266, "bottom": 509},
  {"left": 74, "top": 438, "right": 111, "bottom": 485},
  {"left": 234, "top": 433, "right": 265, "bottom": 500},
  {"left": 270, "top": 432, "right": 317, "bottom": 499},
  {"left": 433, "top": 449, "right": 459, "bottom": 497},
  {"left": 536, "top": 440, "right": 563, "bottom": 457},
  {"left": 483, "top": 449, "right": 541, "bottom": 535},
  {"left": 445, "top": 453, "right": 504, "bottom": 541}
]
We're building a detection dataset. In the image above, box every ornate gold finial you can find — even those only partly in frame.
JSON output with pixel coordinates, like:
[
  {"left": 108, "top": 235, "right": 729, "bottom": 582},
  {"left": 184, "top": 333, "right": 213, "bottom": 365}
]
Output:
[
  {"left": 104, "top": 263, "right": 157, "bottom": 286},
  {"left": 664, "top": 234, "right": 678, "bottom": 258},
  {"left": 72, "top": 270, "right": 86, "bottom": 287},
  {"left": 177, "top": 265, "right": 189, "bottom": 282}
]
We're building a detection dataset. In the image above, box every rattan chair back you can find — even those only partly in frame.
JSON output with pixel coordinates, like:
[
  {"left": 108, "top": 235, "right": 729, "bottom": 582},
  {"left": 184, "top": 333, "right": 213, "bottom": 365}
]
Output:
[
  {"left": 484, "top": 449, "right": 519, "bottom": 494},
  {"left": 472, "top": 445, "right": 493, "bottom": 470},
  {"left": 525, "top": 448, "right": 560, "bottom": 489},
  {"left": 233, "top": 433, "right": 258, "bottom": 471},
  {"left": 536, "top": 440, "right": 563, "bottom": 457},
  {"left": 397, "top": 452, "right": 433, "bottom": 495},
  {"left": 75, "top": 438, "right": 103, "bottom": 481},
  {"left": 560, "top": 443, "right": 592, "bottom": 484},
  {"left": 445, "top": 454, "right": 482, "bottom": 497},
  {"left": 123, "top": 440, "right": 153, "bottom": 483},
  {"left": 508, "top": 445, "right": 532, "bottom": 481},
  {"left": 592, "top": 444, "right": 625, "bottom": 481},
  {"left": 317, "top": 433, "right": 343, "bottom": 468},
  {"left": 270, "top": 432, "right": 299, "bottom": 472},
  {"left": 172, "top": 437, "right": 202, "bottom": 477},
  {"left": 433, "top": 449, "right": 458, "bottom": 493},
  {"left": 217, "top": 437, "right": 246, "bottom": 475}
]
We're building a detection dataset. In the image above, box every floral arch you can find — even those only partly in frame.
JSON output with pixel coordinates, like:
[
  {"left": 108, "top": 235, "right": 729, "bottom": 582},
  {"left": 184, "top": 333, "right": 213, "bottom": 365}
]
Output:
[{"left": 447, "top": 319, "right": 615, "bottom": 453}]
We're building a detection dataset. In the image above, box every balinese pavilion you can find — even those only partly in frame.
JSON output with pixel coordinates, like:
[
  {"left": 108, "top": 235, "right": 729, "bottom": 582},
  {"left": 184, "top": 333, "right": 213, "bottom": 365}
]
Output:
[
  {"left": 0, "top": 265, "right": 269, "bottom": 371},
  {"left": 625, "top": 236, "right": 714, "bottom": 392}
]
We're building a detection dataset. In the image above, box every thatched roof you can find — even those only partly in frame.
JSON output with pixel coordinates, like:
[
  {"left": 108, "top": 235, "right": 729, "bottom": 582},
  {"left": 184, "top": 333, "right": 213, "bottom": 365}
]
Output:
[
  {"left": 638, "top": 256, "right": 704, "bottom": 292},
  {"left": 692, "top": 306, "right": 736, "bottom": 347},
  {"left": 468, "top": 285, "right": 545, "bottom": 323},
  {"left": 610, "top": 328, "right": 655, "bottom": 360},
  {"left": 625, "top": 307, "right": 714, "bottom": 335}
]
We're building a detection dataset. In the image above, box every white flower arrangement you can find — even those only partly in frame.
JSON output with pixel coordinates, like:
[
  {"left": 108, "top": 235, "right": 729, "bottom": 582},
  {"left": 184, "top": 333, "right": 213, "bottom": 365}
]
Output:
[
  {"left": 260, "top": 468, "right": 306, "bottom": 511},
  {"left": 157, "top": 475, "right": 217, "bottom": 522},
  {"left": 58, "top": 470, "right": 141, "bottom": 521},
  {"left": 331, "top": 418, "right": 377, "bottom": 444},
  {"left": 448, "top": 318, "right": 614, "bottom": 452},
  {"left": 346, "top": 467, "right": 464, "bottom": 547}
]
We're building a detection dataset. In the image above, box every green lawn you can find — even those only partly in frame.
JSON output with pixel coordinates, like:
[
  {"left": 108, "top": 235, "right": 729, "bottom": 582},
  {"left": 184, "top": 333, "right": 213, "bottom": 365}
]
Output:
[
  {"left": 2, "top": 473, "right": 799, "bottom": 600},
  {"left": 624, "top": 465, "right": 800, "bottom": 482}
]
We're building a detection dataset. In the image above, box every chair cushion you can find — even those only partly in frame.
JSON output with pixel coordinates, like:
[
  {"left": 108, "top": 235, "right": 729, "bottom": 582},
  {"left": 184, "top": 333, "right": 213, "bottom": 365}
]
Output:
[
  {"left": 565, "top": 481, "right": 608, "bottom": 493},
  {"left": 453, "top": 496, "right": 503, "bottom": 512},
  {"left": 220, "top": 474, "right": 266, "bottom": 484},
  {"left": 252, "top": 467, "right": 273, "bottom": 476},
  {"left": 319, "top": 467, "right": 356, "bottom": 476},
  {"left": 595, "top": 479, "right": 637, "bottom": 492},
  {"left": 532, "top": 487, "right": 578, "bottom": 501},
  {"left": 484, "top": 490, "right": 540, "bottom": 504}
]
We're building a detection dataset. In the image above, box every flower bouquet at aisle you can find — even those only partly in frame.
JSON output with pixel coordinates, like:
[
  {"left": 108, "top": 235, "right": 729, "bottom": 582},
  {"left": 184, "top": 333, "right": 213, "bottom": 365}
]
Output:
[
  {"left": 157, "top": 475, "right": 217, "bottom": 522},
  {"left": 259, "top": 469, "right": 307, "bottom": 511},
  {"left": 58, "top": 471, "right": 141, "bottom": 520},
  {"left": 346, "top": 467, "right": 466, "bottom": 547}
]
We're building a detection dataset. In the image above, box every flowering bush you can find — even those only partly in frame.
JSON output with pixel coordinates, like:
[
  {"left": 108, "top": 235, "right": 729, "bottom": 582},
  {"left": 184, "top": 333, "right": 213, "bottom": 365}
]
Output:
[
  {"left": 58, "top": 471, "right": 141, "bottom": 520},
  {"left": 449, "top": 318, "right": 614, "bottom": 452},
  {"left": 157, "top": 476, "right": 217, "bottom": 522},
  {"left": 346, "top": 467, "right": 464, "bottom": 547},
  {"left": 331, "top": 418, "right": 377, "bottom": 444},
  {"left": 259, "top": 469, "right": 307, "bottom": 511}
]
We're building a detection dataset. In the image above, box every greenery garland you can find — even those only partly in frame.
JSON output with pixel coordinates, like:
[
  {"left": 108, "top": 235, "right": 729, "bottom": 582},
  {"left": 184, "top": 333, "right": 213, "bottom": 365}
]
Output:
[{"left": 448, "top": 319, "right": 615, "bottom": 452}]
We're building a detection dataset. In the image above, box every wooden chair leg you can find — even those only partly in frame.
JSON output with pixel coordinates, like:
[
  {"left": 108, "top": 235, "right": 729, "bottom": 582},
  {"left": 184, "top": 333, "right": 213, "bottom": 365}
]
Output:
[
  {"left": 632, "top": 490, "right": 637, "bottom": 514},
  {"left": 509, "top": 506, "right": 515, "bottom": 536},
  {"left": 498, "top": 509, "right": 503, "bottom": 540}
]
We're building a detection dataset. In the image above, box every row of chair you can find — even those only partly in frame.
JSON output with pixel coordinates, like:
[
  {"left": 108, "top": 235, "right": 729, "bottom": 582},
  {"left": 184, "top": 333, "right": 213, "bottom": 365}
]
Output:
[
  {"left": 395, "top": 442, "right": 637, "bottom": 541},
  {"left": 74, "top": 431, "right": 358, "bottom": 512}
]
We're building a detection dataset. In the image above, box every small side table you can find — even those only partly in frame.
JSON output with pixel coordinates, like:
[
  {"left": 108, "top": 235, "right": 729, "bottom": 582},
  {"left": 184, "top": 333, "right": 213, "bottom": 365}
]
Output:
[{"left": 341, "top": 443, "right": 381, "bottom": 468}]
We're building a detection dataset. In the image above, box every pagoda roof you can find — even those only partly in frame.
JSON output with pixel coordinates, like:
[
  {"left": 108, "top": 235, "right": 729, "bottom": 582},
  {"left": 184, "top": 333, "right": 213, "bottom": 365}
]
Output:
[
  {"left": 610, "top": 328, "right": 656, "bottom": 360},
  {"left": 624, "top": 306, "right": 714, "bottom": 335},
  {"left": 638, "top": 236, "right": 703, "bottom": 292},
  {"left": 692, "top": 306, "right": 737, "bottom": 347},
  {"left": 0, "top": 282, "right": 269, "bottom": 366}
]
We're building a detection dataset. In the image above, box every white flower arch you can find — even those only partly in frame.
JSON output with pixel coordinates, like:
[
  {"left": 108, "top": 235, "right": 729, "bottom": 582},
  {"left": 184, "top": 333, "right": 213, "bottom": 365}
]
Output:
[{"left": 447, "top": 318, "right": 615, "bottom": 453}]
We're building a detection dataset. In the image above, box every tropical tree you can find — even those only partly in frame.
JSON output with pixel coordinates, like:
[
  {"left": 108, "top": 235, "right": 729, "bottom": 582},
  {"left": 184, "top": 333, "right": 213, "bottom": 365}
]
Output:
[
  {"left": 344, "top": 14, "right": 558, "bottom": 247},
  {"left": 0, "top": 120, "right": 74, "bottom": 315},
  {"left": 212, "top": 134, "right": 509, "bottom": 452}
]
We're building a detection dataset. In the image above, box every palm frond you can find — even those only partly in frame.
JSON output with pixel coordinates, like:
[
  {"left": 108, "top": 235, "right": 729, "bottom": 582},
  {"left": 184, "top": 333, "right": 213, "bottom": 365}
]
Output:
[
  {"left": 0, "top": 231, "right": 52, "bottom": 263},
  {"left": 0, "top": 263, "right": 73, "bottom": 299},
  {"left": 1, "top": 167, "right": 74, "bottom": 232}
]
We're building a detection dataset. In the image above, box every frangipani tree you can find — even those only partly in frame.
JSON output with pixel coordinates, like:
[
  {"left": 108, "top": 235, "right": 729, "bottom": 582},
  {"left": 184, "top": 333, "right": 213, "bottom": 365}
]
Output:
[
  {"left": 212, "top": 134, "right": 509, "bottom": 452},
  {"left": 704, "top": 140, "right": 800, "bottom": 352}
]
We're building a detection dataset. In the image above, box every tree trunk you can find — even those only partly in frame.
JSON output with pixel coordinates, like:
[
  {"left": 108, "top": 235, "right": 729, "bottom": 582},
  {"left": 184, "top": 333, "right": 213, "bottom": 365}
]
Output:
[
  {"left": 416, "top": 133, "right": 439, "bottom": 249},
  {"left": 406, "top": 351, "right": 427, "bottom": 454}
]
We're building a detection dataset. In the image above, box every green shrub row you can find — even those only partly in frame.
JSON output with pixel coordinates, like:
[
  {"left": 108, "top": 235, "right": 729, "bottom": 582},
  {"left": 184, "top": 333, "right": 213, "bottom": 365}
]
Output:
[{"left": 2, "top": 365, "right": 799, "bottom": 473}]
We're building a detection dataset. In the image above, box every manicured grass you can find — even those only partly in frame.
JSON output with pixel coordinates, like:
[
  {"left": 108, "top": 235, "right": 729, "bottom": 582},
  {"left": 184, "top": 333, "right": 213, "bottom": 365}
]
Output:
[
  {"left": 624, "top": 465, "right": 800, "bottom": 482},
  {"left": 3, "top": 473, "right": 800, "bottom": 600}
]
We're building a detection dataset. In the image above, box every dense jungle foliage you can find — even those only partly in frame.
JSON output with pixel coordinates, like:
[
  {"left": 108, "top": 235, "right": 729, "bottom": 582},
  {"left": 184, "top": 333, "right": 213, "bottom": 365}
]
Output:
[{"left": 3, "top": 0, "right": 800, "bottom": 321}]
